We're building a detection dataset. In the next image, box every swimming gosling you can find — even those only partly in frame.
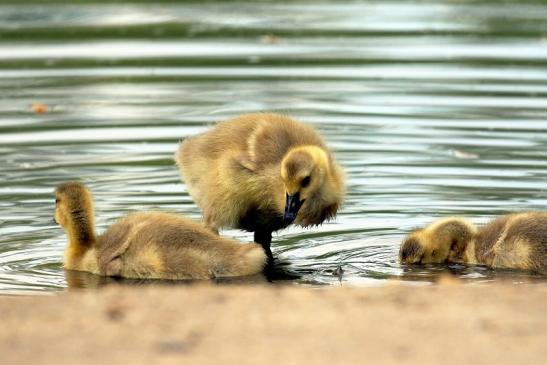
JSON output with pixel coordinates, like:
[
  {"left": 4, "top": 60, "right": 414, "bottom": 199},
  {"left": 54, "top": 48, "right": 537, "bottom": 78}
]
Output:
[
  {"left": 176, "top": 113, "right": 345, "bottom": 261},
  {"left": 399, "top": 212, "right": 547, "bottom": 274},
  {"left": 54, "top": 182, "right": 266, "bottom": 280}
]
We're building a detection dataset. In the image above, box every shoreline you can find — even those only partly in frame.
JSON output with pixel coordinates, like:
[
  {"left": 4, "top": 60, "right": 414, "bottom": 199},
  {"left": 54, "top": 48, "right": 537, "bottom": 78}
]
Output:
[{"left": 1, "top": 282, "right": 546, "bottom": 364}]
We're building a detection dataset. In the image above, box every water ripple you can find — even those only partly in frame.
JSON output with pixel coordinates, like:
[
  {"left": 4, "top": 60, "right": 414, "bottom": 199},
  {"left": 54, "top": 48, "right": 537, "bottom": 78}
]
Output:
[{"left": 0, "top": 0, "right": 546, "bottom": 293}]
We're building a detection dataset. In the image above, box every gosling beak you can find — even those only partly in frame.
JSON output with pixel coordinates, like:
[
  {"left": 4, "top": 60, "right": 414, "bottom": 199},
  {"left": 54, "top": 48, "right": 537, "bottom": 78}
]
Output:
[{"left": 284, "top": 192, "right": 304, "bottom": 224}]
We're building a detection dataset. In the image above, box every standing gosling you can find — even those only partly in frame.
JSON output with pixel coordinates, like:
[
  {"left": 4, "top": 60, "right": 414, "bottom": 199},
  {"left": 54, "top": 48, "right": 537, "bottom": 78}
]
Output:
[
  {"left": 399, "top": 212, "right": 547, "bottom": 274},
  {"left": 176, "top": 113, "right": 345, "bottom": 261},
  {"left": 54, "top": 182, "right": 266, "bottom": 280}
]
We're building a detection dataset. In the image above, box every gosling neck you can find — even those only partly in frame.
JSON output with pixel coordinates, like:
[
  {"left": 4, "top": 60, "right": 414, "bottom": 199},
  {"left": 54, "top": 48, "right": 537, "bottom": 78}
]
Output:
[
  {"left": 66, "top": 209, "right": 97, "bottom": 248},
  {"left": 463, "top": 239, "right": 478, "bottom": 265},
  {"left": 62, "top": 209, "right": 97, "bottom": 271},
  {"left": 433, "top": 219, "right": 476, "bottom": 262}
]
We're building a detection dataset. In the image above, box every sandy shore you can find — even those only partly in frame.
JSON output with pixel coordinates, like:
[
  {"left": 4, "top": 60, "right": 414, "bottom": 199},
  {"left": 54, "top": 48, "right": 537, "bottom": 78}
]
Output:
[{"left": 1, "top": 282, "right": 546, "bottom": 365}]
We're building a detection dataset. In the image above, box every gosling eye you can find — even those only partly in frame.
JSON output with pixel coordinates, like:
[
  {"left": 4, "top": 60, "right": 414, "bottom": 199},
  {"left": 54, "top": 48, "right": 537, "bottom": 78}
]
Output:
[
  {"left": 301, "top": 175, "right": 311, "bottom": 188},
  {"left": 55, "top": 198, "right": 60, "bottom": 205}
]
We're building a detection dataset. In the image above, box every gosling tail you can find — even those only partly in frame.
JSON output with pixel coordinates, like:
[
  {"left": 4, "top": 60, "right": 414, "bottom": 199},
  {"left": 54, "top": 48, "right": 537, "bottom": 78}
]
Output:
[{"left": 221, "top": 243, "right": 267, "bottom": 277}]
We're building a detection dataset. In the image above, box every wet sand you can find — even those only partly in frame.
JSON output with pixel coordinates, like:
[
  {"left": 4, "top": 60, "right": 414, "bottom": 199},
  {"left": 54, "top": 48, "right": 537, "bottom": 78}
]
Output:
[{"left": 1, "top": 282, "right": 545, "bottom": 365}]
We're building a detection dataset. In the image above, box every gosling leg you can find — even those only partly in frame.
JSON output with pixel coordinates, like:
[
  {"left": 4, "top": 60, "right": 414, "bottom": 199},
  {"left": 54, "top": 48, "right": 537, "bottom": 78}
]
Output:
[{"left": 254, "top": 230, "right": 274, "bottom": 265}]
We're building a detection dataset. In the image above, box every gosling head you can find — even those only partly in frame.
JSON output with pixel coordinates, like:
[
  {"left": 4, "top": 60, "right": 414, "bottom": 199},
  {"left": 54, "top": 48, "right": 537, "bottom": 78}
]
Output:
[
  {"left": 280, "top": 145, "right": 330, "bottom": 224},
  {"left": 399, "top": 218, "right": 476, "bottom": 265},
  {"left": 54, "top": 182, "right": 94, "bottom": 232}
]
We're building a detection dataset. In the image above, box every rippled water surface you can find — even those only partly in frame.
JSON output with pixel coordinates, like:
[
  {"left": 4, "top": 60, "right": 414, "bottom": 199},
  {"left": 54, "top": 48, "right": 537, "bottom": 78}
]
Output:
[{"left": 1, "top": 0, "right": 547, "bottom": 294}]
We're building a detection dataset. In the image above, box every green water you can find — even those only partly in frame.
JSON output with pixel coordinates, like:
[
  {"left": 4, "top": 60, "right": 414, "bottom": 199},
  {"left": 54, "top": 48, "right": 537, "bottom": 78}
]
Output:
[{"left": 1, "top": 0, "right": 547, "bottom": 293}]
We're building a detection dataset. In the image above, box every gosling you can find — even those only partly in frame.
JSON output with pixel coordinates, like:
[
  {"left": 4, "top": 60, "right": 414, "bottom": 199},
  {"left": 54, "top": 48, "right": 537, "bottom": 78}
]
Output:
[
  {"left": 176, "top": 113, "right": 345, "bottom": 261},
  {"left": 54, "top": 182, "right": 266, "bottom": 280},
  {"left": 399, "top": 212, "right": 547, "bottom": 274}
]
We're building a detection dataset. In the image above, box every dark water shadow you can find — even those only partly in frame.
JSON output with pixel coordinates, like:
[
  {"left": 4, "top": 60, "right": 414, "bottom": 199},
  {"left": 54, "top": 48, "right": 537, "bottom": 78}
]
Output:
[
  {"left": 64, "top": 258, "right": 303, "bottom": 290},
  {"left": 64, "top": 270, "right": 271, "bottom": 290},
  {"left": 396, "top": 263, "right": 547, "bottom": 284}
]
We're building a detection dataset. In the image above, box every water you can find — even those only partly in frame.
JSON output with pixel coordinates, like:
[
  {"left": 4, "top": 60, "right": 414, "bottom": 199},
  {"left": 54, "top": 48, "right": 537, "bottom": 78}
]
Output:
[{"left": 1, "top": 1, "right": 546, "bottom": 294}]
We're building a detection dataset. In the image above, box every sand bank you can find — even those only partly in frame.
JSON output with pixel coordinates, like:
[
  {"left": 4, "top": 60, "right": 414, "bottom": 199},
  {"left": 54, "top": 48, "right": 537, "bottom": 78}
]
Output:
[{"left": 1, "top": 282, "right": 545, "bottom": 365}]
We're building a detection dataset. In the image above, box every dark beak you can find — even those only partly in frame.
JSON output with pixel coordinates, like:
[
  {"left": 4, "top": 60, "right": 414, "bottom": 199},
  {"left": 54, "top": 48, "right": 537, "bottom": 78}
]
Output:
[{"left": 283, "top": 192, "right": 304, "bottom": 224}]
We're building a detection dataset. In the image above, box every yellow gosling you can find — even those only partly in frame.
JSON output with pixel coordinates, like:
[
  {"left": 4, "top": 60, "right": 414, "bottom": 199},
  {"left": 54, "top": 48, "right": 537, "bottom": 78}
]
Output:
[
  {"left": 176, "top": 112, "right": 345, "bottom": 261},
  {"left": 400, "top": 212, "right": 547, "bottom": 274},
  {"left": 54, "top": 182, "right": 266, "bottom": 280}
]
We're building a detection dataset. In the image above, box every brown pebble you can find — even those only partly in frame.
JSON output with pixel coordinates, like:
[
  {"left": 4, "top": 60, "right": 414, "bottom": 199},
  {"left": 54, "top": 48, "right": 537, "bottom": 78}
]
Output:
[
  {"left": 479, "top": 318, "right": 498, "bottom": 331},
  {"left": 31, "top": 103, "right": 49, "bottom": 114},
  {"left": 260, "top": 34, "right": 281, "bottom": 44},
  {"left": 105, "top": 303, "right": 127, "bottom": 321}
]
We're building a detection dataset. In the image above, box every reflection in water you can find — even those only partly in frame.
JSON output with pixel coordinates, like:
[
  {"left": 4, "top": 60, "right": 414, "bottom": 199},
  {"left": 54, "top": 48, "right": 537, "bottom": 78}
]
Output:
[
  {"left": 397, "top": 264, "right": 547, "bottom": 285},
  {"left": 1, "top": 1, "right": 547, "bottom": 293},
  {"left": 65, "top": 270, "right": 118, "bottom": 289},
  {"left": 64, "top": 269, "right": 270, "bottom": 290}
]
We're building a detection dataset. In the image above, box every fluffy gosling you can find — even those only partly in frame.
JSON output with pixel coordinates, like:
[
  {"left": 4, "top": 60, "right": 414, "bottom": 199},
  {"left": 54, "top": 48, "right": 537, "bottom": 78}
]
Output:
[
  {"left": 54, "top": 182, "right": 266, "bottom": 280},
  {"left": 176, "top": 112, "right": 345, "bottom": 261},
  {"left": 400, "top": 212, "right": 547, "bottom": 274}
]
